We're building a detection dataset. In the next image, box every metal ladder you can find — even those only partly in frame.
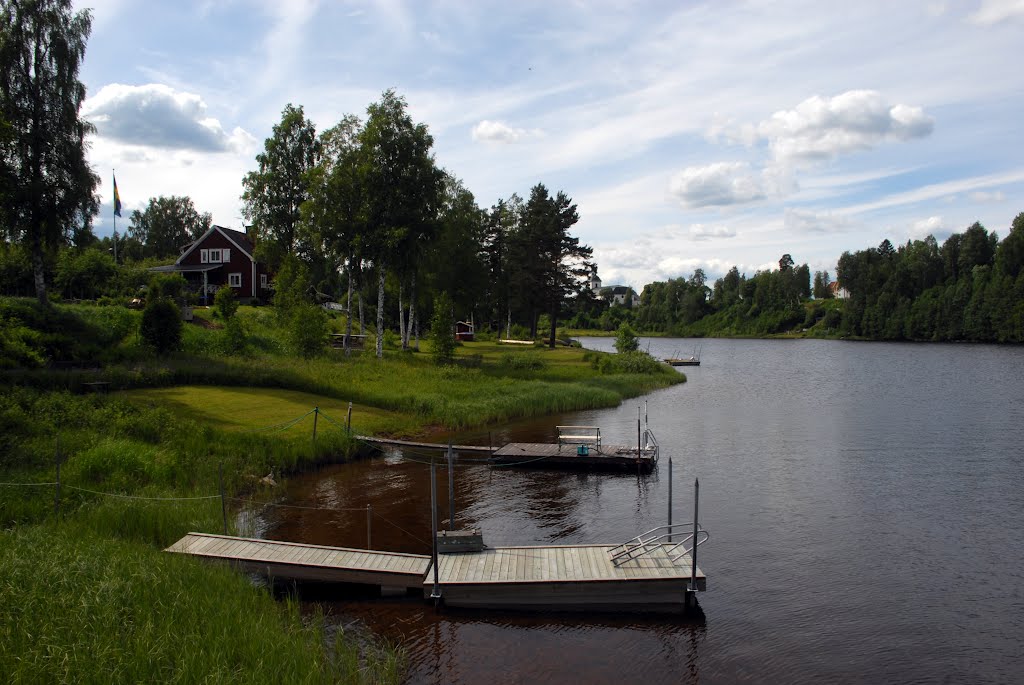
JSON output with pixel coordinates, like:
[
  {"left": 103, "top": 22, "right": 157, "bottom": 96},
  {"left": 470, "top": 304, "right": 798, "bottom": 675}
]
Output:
[{"left": 608, "top": 523, "right": 710, "bottom": 567}]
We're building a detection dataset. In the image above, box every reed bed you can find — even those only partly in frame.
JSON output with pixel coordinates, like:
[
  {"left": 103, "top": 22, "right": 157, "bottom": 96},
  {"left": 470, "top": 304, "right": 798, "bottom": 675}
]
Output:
[{"left": 0, "top": 524, "right": 402, "bottom": 684}]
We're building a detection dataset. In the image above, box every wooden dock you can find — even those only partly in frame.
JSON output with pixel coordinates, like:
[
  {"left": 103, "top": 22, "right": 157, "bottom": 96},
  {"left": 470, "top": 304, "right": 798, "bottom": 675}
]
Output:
[
  {"left": 355, "top": 435, "right": 494, "bottom": 456},
  {"left": 427, "top": 544, "right": 704, "bottom": 611},
  {"left": 167, "top": 533, "right": 706, "bottom": 613},
  {"left": 490, "top": 443, "right": 658, "bottom": 472},
  {"left": 166, "top": 533, "right": 430, "bottom": 589}
]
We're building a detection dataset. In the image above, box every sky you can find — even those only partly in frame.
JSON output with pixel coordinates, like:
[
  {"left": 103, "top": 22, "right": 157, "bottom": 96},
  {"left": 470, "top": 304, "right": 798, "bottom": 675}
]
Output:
[{"left": 75, "top": 0, "right": 1024, "bottom": 289}]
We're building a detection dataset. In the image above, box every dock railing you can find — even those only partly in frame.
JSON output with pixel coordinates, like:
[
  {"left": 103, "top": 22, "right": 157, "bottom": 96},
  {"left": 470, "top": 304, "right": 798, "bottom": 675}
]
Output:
[
  {"left": 643, "top": 428, "right": 659, "bottom": 462},
  {"left": 556, "top": 425, "right": 601, "bottom": 449},
  {"left": 608, "top": 524, "right": 710, "bottom": 567}
]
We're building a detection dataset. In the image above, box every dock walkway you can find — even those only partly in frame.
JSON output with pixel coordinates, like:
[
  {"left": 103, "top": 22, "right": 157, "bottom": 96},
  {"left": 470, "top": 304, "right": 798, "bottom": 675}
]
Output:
[
  {"left": 166, "top": 533, "right": 430, "bottom": 589},
  {"left": 491, "top": 443, "right": 657, "bottom": 472}
]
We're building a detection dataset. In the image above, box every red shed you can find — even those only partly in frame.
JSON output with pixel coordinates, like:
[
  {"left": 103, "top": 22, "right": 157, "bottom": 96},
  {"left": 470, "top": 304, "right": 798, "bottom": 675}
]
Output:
[{"left": 455, "top": 321, "right": 475, "bottom": 341}]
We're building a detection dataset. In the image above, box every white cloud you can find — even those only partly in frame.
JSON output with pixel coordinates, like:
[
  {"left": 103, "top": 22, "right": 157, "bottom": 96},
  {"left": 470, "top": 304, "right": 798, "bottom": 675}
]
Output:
[
  {"left": 969, "top": 190, "right": 1006, "bottom": 203},
  {"left": 470, "top": 120, "right": 543, "bottom": 144},
  {"left": 758, "top": 90, "right": 933, "bottom": 163},
  {"left": 910, "top": 215, "right": 952, "bottom": 240},
  {"left": 83, "top": 83, "right": 255, "bottom": 153},
  {"left": 969, "top": 0, "right": 1024, "bottom": 25},
  {"left": 669, "top": 162, "right": 765, "bottom": 208},
  {"left": 784, "top": 208, "right": 853, "bottom": 234},
  {"left": 689, "top": 224, "right": 737, "bottom": 241}
]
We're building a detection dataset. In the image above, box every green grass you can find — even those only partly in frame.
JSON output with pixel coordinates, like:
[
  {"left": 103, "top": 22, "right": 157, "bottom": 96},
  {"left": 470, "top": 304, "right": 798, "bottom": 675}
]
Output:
[
  {"left": 127, "top": 386, "right": 414, "bottom": 437},
  {"left": 0, "top": 524, "right": 403, "bottom": 684}
]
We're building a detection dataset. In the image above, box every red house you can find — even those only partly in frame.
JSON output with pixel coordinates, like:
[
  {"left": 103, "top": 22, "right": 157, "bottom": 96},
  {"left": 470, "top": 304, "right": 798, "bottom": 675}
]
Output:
[{"left": 150, "top": 225, "right": 269, "bottom": 304}]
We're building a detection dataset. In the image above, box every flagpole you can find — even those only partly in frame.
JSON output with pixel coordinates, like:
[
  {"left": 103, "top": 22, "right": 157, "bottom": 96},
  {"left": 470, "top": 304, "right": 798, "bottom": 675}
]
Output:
[{"left": 112, "top": 170, "right": 118, "bottom": 264}]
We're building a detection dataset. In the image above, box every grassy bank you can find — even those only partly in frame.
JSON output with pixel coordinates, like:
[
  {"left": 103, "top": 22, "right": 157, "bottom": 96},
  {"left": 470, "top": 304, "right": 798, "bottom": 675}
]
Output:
[{"left": 0, "top": 299, "right": 683, "bottom": 683}]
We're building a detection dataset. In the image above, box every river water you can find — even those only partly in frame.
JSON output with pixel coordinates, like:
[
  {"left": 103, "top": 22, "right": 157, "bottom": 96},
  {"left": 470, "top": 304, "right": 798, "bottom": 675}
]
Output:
[{"left": 256, "top": 338, "right": 1024, "bottom": 684}]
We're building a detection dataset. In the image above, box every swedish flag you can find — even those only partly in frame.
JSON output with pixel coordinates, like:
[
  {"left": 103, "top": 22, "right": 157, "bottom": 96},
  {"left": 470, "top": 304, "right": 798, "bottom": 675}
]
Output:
[{"left": 113, "top": 174, "right": 122, "bottom": 217}]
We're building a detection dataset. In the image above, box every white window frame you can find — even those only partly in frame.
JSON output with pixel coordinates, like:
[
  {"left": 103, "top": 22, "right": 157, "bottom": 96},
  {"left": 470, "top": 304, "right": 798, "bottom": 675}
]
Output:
[
  {"left": 228, "top": 272, "right": 242, "bottom": 288},
  {"left": 200, "top": 249, "right": 209, "bottom": 264},
  {"left": 209, "top": 248, "right": 222, "bottom": 263},
  {"left": 260, "top": 273, "right": 268, "bottom": 288},
  {"left": 222, "top": 248, "right": 230, "bottom": 263}
]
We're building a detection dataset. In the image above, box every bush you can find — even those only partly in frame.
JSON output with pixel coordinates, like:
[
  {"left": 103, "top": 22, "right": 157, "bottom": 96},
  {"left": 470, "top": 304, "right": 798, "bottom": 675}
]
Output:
[
  {"left": 140, "top": 299, "right": 182, "bottom": 355},
  {"left": 430, "top": 292, "right": 455, "bottom": 365},
  {"left": 148, "top": 273, "right": 188, "bottom": 302},
  {"left": 213, "top": 286, "right": 239, "bottom": 320},
  {"left": 614, "top": 322, "right": 639, "bottom": 353},
  {"left": 287, "top": 305, "right": 326, "bottom": 359},
  {"left": 221, "top": 316, "right": 248, "bottom": 355}
]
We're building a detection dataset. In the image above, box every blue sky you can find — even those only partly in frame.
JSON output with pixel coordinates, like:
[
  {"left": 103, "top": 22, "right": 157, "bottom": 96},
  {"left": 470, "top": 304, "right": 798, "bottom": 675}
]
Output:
[{"left": 76, "top": 0, "right": 1024, "bottom": 288}]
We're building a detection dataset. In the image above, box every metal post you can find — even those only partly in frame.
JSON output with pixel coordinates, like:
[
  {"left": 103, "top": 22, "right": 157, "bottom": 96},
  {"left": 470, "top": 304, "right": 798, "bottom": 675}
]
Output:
[
  {"left": 637, "top": 406, "right": 642, "bottom": 465},
  {"left": 447, "top": 442, "right": 455, "bottom": 530},
  {"left": 430, "top": 460, "right": 441, "bottom": 601},
  {"left": 366, "top": 504, "right": 372, "bottom": 549},
  {"left": 219, "top": 462, "right": 228, "bottom": 535},
  {"left": 312, "top": 406, "right": 319, "bottom": 442},
  {"left": 645, "top": 400, "right": 648, "bottom": 434},
  {"left": 668, "top": 454, "right": 673, "bottom": 543},
  {"left": 690, "top": 478, "right": 700, "bottom": 593},
  {"left": 346, "top": 402, "right": 352, "bottom": 435}
]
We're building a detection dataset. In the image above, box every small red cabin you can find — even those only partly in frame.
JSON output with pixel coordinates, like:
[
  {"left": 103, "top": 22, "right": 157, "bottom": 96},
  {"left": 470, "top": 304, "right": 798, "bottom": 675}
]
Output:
[
  {"left": 455, "top": 321, "right": 475, "bottom": 341},
  {"left": 149, "top": 225, "right": 269, "bottom": 304}
]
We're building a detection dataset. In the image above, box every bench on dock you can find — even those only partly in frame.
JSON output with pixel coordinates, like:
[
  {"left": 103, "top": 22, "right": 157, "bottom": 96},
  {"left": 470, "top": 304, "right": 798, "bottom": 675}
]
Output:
[{"left": 557, "top": 426, "right": 601, "bottom": 449}]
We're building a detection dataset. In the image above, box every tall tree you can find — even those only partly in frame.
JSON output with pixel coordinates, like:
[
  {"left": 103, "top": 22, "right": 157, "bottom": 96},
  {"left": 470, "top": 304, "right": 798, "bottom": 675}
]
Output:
[
  {"left": 301, "top": 113, "right": 364, "bottom": 354},
  {"left": 0, "top": 0, "right": 99, "bottom": 304},
  {"left": 517, "top": 184, "right": 591, "bottom": 347},
  {"left": 358, "top": 89, "right": 440, "bottom": 358},
  {"left": 128, "top": 195, "right": 211, "bottom": 259},
  {"left": 241, "top": 103, "right": 319, "bottom": 271}
]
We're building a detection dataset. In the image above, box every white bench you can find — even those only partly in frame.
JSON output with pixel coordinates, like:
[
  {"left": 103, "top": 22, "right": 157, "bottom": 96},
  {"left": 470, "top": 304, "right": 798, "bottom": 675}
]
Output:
[{"left": 557, "top": 426, "right": 601, "bottom": 449}]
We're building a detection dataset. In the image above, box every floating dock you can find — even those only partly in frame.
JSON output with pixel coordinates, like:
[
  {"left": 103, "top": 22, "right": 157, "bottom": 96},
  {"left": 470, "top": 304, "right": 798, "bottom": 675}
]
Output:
[
  {"left": 167, "top": 532, "right": 705, "bottom": 613},
  {"left": 166, "top": 533, "right": 430, "bottom": 589},
  {"left": 490, "top": 442, "right": 657, "bottom": 472},
  {"left": 427, "top": 543, "right": 704, "bottom": 611}
]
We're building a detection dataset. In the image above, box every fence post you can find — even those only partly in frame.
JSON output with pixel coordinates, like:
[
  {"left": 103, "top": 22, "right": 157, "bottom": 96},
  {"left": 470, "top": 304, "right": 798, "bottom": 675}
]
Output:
[
  {"left": 312, "top": 406, "right": 319, "bottom": 442},
  {"left": 219, "top": 462, "right": 228, "bottom": 535},
  {"left": 637, "top": 406, "right": 641, "bottom": 466},
  {"left": 346, "top": 402, "right": 352, "bottom": 435},
  {"left": 366, "top": 504, "right": 372, "bottom": 549}
]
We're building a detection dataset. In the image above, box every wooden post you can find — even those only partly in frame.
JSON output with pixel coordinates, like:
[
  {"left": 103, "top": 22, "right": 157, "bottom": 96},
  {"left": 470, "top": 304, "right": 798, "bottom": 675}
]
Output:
[
  {"left": 366, "top": 504, "right": 372, "bottom": 549},
  {"left": 312, "top": 406, "right": 319, "bottom": 442},
  {"left": 447, "top": 442, "right": 455, "bottom": 530},
  {"left": 219, "top": 462, "right": 228, "bottom": 535},
  {"left": 346, "top": 402, "right": 352, "bottom": 435}
]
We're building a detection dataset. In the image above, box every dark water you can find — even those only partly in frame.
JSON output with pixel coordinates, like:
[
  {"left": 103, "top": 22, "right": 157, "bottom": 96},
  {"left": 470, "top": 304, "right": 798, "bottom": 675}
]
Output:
[{"left": 255, "top": 338, "right": 1024, "bottom": 684}]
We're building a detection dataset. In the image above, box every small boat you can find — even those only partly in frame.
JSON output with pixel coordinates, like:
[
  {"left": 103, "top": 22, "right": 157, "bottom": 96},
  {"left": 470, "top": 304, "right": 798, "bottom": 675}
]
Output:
[{"left": 664, "top": 346, "right": 701, "bottom": 366}]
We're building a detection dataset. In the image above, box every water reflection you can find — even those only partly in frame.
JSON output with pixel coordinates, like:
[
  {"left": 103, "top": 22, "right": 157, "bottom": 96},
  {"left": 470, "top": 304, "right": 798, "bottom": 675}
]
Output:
[{"left": 251, "top": 337, "right": 1024, "bottom": 684}]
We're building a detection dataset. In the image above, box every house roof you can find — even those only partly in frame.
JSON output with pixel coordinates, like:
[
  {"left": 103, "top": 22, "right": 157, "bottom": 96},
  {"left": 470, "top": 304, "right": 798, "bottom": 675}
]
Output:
[
  {"left": 149, "top": 263, "right": 223, "bottom": 273},
  {"left": 175, "top": 225, "right": 255, "bottom": 265}
]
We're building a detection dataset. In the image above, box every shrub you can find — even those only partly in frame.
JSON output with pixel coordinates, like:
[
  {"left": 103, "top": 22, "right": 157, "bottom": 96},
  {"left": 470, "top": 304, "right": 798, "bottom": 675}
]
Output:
[
  {"left": 213, "top": 286, "right": 239, "bottom": 320},
  {"left": 287, "top": 305, "right": 326, "bottom": 359},
  {"left": 221, "top": 316, "right": 248, "bottom": 355},
  {"left": 140, "top": 299, "right": 182, "bottom": 355},
  {"left": 614, "top": 322, "right": 639, "bottom": 353},
  {"left": 430, "top": 292, "right": 455, "bottom": 365},
  {"left": 148, "top": 273, "right": 188, "bottom": 302}
]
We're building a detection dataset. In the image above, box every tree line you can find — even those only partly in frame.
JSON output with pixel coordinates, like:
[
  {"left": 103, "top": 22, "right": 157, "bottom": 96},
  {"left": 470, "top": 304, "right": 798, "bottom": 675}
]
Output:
[{"left": 597, "top": 214, "right": 1023, "bottom": 343}]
